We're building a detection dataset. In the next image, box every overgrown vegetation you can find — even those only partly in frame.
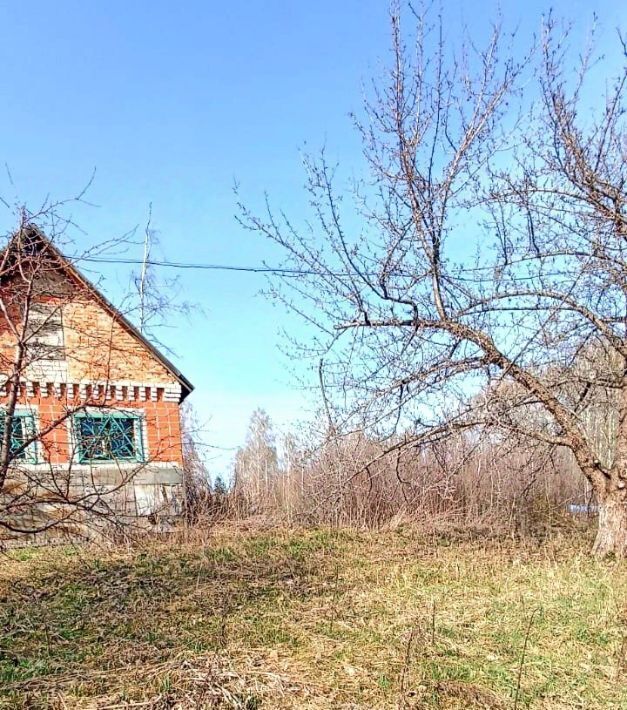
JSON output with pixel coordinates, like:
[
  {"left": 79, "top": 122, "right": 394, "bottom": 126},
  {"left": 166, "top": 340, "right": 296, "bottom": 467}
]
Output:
[
  {"left": 0, "top": 526, "right": 625, "bottom": 708},
  {"left": 220, "top": 408, "right": 589, "bottom": 536}
]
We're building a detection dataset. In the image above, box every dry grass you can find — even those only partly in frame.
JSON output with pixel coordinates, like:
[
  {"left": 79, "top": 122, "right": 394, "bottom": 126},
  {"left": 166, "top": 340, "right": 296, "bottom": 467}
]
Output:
[{"left": 0, "top": 525, "right": 625, "bottom": 708}]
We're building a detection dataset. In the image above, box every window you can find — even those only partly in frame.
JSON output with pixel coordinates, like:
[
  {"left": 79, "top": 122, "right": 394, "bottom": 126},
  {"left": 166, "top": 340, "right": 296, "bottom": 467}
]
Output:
[
  {"left": 25, "top": 302, "right": 65, "bottom": 361},
  {"left": 74, "top": 412, "right": 144, "bottom": 463},
  {"left": 0, "top": 412, "right": 36, "bottom": 462}
]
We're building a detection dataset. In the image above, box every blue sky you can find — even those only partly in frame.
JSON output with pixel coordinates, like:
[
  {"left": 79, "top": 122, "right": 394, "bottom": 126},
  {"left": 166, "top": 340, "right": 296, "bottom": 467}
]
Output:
[{"left": 0, "top": 0, "right": 625, "bottom": 474}]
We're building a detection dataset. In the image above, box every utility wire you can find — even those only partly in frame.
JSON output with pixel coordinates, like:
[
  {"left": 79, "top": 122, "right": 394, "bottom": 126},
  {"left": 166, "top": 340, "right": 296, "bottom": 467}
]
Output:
[
  {"left": 71, "top": 254, "right": 318, "bottom": 276},
  {"left": 68, "top": 254, "right": 559, "bottom": 282}
]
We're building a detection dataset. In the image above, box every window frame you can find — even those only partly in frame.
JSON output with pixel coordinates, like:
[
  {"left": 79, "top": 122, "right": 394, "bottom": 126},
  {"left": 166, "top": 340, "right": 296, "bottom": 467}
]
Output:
[
  {"left": 0, "top": 409, "right": 38, "bottom": 463},
  {"left": 24, "top": 302, "right": 66, "bottom": 362},
  {"left": 72, "top": 409, "right": 145, "bottom": 464}
]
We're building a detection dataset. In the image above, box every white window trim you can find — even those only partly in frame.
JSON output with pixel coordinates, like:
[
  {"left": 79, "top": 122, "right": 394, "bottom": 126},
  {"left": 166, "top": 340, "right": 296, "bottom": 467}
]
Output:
[
  {"left": 66, "top": 407, "right": 149, "bottom": 465},
  {"left": 0, "top": 404, "right": 40, "bottom": 463}
]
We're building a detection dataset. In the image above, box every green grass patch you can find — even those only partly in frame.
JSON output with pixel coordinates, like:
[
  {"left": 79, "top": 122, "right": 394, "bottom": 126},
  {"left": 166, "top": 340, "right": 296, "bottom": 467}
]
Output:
[{"left": 0, "top": 528, "right": 624, "bottom": 708}]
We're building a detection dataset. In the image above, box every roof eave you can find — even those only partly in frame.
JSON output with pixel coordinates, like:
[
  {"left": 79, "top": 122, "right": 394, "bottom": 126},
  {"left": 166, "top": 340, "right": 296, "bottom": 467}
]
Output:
[{"left": 8, "top": 227, "right": 195, "bottom": 402}]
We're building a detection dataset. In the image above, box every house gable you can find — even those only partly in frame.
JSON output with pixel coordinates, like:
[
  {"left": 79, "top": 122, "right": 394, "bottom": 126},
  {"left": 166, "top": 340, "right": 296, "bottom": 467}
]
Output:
[{"left": 0, "top": 226, "right": 193, "bottom": 402}]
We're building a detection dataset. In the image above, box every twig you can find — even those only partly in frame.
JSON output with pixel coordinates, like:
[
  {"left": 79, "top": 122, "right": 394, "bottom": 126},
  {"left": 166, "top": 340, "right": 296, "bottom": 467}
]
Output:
[
  {"left": 514, "top": 607, "right": 539, "bottom": 709},
  {"left": 398, "top": 624, "right": 418, "bottom": 708}
]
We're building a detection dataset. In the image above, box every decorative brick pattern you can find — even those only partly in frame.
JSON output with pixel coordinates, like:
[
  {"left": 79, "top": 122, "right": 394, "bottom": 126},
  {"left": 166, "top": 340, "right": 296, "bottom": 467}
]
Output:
[{"left": 0, "top": 384, "right": 184, "bottom": 466}]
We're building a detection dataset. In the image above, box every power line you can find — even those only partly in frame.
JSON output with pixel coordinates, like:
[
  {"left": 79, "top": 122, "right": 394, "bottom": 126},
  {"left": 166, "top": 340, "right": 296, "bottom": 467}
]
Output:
[
  {"left": 71, "top": 254, "right": 317, "bottom": 276},
  {"left": 68, "top": 254, "right": 573, "bottom": 284}
]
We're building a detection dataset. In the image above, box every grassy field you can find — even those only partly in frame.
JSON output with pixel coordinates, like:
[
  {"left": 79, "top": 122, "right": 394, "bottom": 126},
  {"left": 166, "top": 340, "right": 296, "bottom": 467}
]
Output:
[{"left": 0, "top": 525, "right": 625, "bottom": 708}]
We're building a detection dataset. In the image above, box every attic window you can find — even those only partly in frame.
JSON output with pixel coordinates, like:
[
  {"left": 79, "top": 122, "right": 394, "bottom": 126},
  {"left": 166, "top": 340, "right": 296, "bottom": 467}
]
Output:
[
  {"left": 25, "top": 303, "right": 65, "bottom": 361},
  {"left": 21, "top": 235, "right": 39, "bottom": 256}
]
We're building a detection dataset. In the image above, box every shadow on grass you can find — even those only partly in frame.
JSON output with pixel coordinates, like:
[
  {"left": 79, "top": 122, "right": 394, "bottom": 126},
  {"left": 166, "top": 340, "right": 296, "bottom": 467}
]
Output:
[{"left": 0, "top": 529, "right": 342, "bottom": 699}]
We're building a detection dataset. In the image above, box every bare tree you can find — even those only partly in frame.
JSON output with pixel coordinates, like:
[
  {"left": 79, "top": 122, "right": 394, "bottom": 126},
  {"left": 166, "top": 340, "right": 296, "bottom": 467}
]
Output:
[
  {"left": 247, "top": 423, "right": 584, "bottom": 532},
  {"left": 180, "top": 401, "right": 215, "bottom": 524},
  {"left": 240, "top": 5, "right": 627, "bottom": 556},
  {"left": 128, "top": 205, "right": 195, "bottom": 357},
  {"left": 233, "top": 409, "right": 280, "bottom": 511}
]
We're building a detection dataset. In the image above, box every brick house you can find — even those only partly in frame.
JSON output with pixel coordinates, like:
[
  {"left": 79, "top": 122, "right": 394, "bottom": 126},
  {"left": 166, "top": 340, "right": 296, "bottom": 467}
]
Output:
[{"left": 0, "top": 226, "right": 193, "bottom": 540}]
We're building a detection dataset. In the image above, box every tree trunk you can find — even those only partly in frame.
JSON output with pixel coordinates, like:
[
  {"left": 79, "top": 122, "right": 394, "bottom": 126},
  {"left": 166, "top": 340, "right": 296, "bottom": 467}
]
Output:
[{"left": 592, "top": 489, "right": 627, "bottom": 558}]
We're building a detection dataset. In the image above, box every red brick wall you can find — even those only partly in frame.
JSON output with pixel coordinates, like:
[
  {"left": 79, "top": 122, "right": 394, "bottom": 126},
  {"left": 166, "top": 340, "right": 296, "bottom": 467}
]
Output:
[
  {"left": 0, "top": 263, "right": 187, "bottom": 467},
  {"left": 0, "top": 388, "right": 183, "bottom": 465},
  {"left": 63, "top": 297, "right": 174, "bottom": 383}
]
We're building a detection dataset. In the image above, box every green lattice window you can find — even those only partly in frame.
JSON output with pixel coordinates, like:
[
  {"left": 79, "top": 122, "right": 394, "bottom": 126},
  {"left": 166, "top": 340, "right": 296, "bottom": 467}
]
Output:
[
  {"left": 0, "top": 412, "right": 36, "bottom": 462},
  {"left": 74, "top": 412, "right": 144, "bottom": 463}
]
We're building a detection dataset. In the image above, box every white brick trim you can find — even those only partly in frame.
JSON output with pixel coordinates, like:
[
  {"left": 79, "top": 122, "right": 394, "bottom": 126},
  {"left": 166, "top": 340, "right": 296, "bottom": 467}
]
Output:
[{"left": 2, "top": 380, "right": 183, "bottom": 403}]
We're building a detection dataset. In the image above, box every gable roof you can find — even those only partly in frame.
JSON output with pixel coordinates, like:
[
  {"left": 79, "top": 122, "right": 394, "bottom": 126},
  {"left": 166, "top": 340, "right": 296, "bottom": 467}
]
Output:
[{"left": 4, "top": 225, "right": 194, "bottom": 401}]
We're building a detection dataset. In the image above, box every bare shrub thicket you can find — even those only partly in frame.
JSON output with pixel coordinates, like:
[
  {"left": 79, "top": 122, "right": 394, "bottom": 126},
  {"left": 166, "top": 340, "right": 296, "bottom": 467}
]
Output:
[
  {"left": 229, "top": 411, "right": 591, "bottom": 535},
  {"left": 180, "top": 403, "right": 231, "bottom": 525}
]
